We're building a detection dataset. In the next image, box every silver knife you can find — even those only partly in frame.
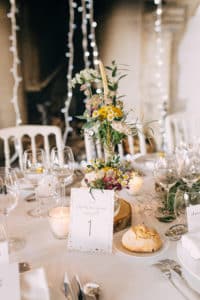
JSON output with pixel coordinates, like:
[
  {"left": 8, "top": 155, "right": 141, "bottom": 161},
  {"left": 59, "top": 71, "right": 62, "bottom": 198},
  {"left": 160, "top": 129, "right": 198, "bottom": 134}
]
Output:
[
  {"left": 75, "top": 275, "right": 85, "bottom": 300},
  {"left": 64, "top": 272, "right": 73, "bottom": 300}
]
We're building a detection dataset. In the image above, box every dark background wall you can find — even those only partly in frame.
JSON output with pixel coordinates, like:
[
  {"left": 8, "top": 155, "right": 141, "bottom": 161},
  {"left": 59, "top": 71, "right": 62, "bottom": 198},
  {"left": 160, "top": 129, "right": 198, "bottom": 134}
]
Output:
[{"left": 18, "top": 0, "right": 118, "bottom": 124}]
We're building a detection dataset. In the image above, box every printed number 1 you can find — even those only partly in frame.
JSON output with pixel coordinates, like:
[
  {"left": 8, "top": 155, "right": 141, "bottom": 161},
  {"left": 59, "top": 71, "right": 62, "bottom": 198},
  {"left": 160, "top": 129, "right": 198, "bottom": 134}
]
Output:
[{"left": 88, "top": 219, "right": 92, "bottom": 237}]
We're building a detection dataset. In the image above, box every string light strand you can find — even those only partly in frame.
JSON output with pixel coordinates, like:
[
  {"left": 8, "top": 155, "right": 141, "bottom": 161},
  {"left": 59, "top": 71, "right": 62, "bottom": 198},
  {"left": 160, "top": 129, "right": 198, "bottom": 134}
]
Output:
[
  {"left": 61, "top": 0, "right": 75, "bottom": 143},
  {"left": 154, "top": 0, "right": 168, "bottom": 151},
  {"left": 87, "top": 0, "right": 99, "bottom": 68},
  {"left": 81, "top": 0, "right": 90, "bottom": 68},
  {"left": 8, "top": 0, "right": 22, "bottom": 125}
]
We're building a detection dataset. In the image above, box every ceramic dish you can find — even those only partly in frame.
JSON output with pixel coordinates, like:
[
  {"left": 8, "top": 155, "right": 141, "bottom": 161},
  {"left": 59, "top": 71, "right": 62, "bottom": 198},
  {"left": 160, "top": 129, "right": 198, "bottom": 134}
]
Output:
[{"left": 113, "top": 229, "right": 169, "bottom": 260}]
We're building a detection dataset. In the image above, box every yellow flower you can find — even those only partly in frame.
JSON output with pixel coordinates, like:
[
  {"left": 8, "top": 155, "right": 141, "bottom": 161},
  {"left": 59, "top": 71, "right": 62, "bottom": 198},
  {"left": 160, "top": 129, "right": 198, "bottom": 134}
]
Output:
[
  {"left": 107, "top": 114, "right": 114, "bottom": 121},
  {"left": 123, "top": 174, "right": 130, "bottom": 180},
  {"left": 92, "top": 110, "right": 99, "bottom": 118},
  {"left": 112, "top": 106, "right": 123, "bottom": 118},
  {"left": 103, "top": 166, "right": 113, "bottom": 172},
  {"left": 97, "top": 105, "right": 123, "bottom": 120},
  {"left": 121, "top": 180, "right": 128, "bottom": 187},
  {"left": 98, "top": 107, "right": 107, "bottom": 119}
]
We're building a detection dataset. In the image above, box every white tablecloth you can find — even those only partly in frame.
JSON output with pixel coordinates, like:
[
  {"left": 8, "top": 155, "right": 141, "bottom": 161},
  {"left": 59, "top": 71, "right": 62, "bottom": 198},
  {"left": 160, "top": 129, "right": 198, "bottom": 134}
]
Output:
[{"left": 7, "top": 176, "right": 196, "bottom": 300}]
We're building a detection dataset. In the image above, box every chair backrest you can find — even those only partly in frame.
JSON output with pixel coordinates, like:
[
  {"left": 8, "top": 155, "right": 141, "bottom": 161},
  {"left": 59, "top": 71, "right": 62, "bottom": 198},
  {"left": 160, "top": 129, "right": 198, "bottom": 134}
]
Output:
[
  {"left": 0, "top": 125, "right": 63, "bottom": 169},
  {"left": 84, "top": 124, "right": 147, "bottom": 162},
  {"left": 165, "top": 112, "right": 200, "bottom": 153}
]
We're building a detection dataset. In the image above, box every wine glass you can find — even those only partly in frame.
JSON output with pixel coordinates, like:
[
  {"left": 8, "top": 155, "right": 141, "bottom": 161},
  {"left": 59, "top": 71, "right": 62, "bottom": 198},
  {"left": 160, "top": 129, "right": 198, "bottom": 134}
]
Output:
[
  {"left": 164, "top": 189, "right": 187, "bottom": 241},
  {"left": 154, "top": 155, "right": 178, "bottom": 218},
  {"left": 165, "top": 189, "right": 200, "bottom": 241},
  {"left": 0, "top": 167, "right": 24, "bottom": 252},
  {"left": 23, "top": 149, "right": 47, "bottom": 217},
  {"left": 50, "top": 146, "right": 74, "bottom": 206},
  {"left": 179, "top": 151, "right": 200, "bottom": 189}
]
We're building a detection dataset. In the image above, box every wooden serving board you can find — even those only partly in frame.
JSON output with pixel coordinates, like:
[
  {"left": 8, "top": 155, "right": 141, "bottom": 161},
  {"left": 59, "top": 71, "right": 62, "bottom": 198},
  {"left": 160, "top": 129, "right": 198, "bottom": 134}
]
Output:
[{"left": 114, "top": 199, "right": 132, "bottom": 233}]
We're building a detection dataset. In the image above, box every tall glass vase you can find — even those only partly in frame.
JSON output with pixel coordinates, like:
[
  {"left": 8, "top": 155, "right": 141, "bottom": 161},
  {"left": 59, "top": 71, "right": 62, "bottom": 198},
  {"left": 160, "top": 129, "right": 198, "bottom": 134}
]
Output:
[{"left": 104, "top": 144, "right": 115, "bottom": 163}]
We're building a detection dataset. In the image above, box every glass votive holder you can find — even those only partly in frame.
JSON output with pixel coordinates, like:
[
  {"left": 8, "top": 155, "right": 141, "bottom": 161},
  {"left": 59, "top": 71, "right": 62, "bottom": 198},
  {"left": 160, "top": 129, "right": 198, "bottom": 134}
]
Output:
[
  {"left": 48, "top": 207, "right": 70, "bottom": 239},
  {"left": 128, "top": 175, "right": 143, "bottom": 195}
]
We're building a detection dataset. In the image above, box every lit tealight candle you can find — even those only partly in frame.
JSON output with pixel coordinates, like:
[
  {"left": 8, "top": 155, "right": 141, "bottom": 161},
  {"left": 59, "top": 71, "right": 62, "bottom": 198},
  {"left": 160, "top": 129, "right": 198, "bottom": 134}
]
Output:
[
  {"left": 48, "top": 207, "right": 70, "bottom": 239},
  {"left": 128, "top": 176, "right": 143, "bottom": 195}
]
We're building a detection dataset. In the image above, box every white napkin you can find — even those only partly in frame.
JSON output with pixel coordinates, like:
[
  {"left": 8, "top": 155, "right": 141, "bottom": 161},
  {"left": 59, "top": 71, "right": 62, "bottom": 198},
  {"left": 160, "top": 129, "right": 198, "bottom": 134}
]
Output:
[
  {"left": 181, "top": 232, "right": 200, "bottom": 259},
  {"left": 20, "top": 268, "right": 50, "bottom": 300}
]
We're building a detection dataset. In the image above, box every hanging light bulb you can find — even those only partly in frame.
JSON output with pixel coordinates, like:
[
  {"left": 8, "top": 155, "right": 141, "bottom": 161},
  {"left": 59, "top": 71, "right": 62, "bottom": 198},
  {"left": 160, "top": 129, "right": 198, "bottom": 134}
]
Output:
[{"left": 61, "top": 0, "right": 99, "bottom": 142}]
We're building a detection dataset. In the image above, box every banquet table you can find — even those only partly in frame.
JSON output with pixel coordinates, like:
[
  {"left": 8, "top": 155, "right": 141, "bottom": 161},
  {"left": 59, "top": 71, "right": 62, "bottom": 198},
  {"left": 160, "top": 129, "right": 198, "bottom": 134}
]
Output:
[{"left": 8, "top": 175, "right": 199, "bottom": 300}]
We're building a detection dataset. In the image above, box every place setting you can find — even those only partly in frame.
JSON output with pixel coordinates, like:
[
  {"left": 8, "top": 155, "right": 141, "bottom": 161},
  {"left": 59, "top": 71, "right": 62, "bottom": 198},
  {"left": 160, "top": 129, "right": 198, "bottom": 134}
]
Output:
[
  {"left": 0, "top": 66, "right": 200, "bottom": 300},
  {"left": 1, "top": 0, "right": 200, "bottom": 298}
]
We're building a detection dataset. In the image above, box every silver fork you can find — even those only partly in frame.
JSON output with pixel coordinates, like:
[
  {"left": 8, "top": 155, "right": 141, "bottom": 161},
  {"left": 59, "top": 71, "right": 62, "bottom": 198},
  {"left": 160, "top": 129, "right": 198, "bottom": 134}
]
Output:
[
  {"left": 153, "top": 263, "right": 190, "bottom": 300},
  {"left": 158, "top": 259, "right": 200, "bottom": 297}
]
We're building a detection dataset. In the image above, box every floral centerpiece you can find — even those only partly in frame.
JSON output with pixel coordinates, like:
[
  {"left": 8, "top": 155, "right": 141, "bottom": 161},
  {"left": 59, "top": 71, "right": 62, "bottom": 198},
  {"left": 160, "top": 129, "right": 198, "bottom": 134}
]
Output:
[
  {"left": 82, "top": 156, "right": 134, "bottom": 191},
  {"left": 72, "top": 61, "right": 139, "bottom": 161},
  {"left": 81, "top": 156, "right": 141, "bottom": 216},
  {"left": 72, "top": 61, "right": 144, "bottom": 202}
]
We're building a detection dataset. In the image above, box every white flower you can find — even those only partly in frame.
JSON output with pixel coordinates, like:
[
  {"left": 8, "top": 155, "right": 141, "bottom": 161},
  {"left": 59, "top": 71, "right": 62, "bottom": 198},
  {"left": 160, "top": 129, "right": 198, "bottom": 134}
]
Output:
[
  {"left": 84, "top": 170, "right": 104, "bottom": 182},
  {"left": 84, "top": 171, "right": 97, "bottom": 183},
  {"left": 79, "top": 69, "right": 99, "bottom": 82},
  {"left": 80, "top": 69, "right": 92, "bottom": 81},
  {"left": 75, "top": 74, "right": 82, "bottom": 84},
  {"left": 71, "top": 78, "right": 76, "bottom": 87},
  {"left": 95, "top": 170, "right": 105, "bottom": 179},
  {"left": 90, "top": 69, "right": 99, "bottom": 77}
]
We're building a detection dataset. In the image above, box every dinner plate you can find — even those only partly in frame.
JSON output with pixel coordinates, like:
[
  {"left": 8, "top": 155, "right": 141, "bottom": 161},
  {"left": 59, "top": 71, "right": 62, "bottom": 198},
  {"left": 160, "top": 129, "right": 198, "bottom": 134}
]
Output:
[
  {"left": 177, "top": 241, "right": 200, "bottom": 293},
  {"left": 113, "top": 229, "right": 169, "bottom": 260},
  {"left": 177, "top": 241, "right": 200, "bottom": 280}
]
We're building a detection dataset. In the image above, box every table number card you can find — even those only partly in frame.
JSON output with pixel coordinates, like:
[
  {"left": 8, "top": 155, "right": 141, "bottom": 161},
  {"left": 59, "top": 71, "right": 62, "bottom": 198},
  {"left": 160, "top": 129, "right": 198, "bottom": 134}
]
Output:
[
  {"left": 0, "top": 263, "right": 20, "bottom": 300},
  {"left": 68, "top": 188, "right": 114, "bottom": 253},
  {"left": 187, "top": 204, "right": 200, "bottom": 232},
  {"left": 0, "top": 241, "right": 9, "bottom": 264}
]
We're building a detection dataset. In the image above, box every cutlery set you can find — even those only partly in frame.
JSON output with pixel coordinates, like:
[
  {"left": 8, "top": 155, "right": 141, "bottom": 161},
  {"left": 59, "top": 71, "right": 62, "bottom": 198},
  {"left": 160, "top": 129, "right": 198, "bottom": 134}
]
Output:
[
  {"left": 153, "top": 259, "right": 200, "bottom": 299},
  {"left": 63, "top": 273, "right": 100, "bottom": 300}
]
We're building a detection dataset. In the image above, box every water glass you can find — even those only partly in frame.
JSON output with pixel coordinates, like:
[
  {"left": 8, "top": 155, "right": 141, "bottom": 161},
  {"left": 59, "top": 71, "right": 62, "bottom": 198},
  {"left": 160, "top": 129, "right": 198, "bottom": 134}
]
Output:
[
  {"left": 0, "top": 167, "right": 24, "bottom": 251},
  {"left": 50, "top": 146, "right": 74, "bottom": 205},
  {"left": 23, "top": 149, "right": 47, "bottom": 217}
]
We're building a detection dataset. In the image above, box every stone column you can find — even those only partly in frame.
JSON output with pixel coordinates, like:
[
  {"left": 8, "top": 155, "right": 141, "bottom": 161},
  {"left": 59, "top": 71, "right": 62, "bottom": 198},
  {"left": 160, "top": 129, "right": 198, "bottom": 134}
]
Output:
[{"left": 99, "top": 1, "right": 143, "bottom": 120}]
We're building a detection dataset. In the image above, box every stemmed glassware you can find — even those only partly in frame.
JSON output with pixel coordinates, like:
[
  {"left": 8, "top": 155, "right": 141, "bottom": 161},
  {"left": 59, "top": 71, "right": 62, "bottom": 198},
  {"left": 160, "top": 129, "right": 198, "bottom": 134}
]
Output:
[
  {"left": 165, "top": 146, "right": 200, "bottom": 240},
  {"left": 50, "top": 146, "right": 74, "bottom": 206},
  {"left": 154, "top": 155, "right": 178, "bottom": 209},
  {"left": 0, "top": 167, "right": 24, "bottom": 251},
  {"left": 23, "top": 149, "right": 47, "bottom": 217},
  {"left": 179, "top": 151, "right": 200, "bottom": 189}
]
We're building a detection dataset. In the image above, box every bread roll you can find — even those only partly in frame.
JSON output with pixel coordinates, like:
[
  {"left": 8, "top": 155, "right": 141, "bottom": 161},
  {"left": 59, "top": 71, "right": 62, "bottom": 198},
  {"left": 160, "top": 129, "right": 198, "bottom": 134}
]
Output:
[{"left": 122, "top": 224, "right": 162, "bottom": 253}]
